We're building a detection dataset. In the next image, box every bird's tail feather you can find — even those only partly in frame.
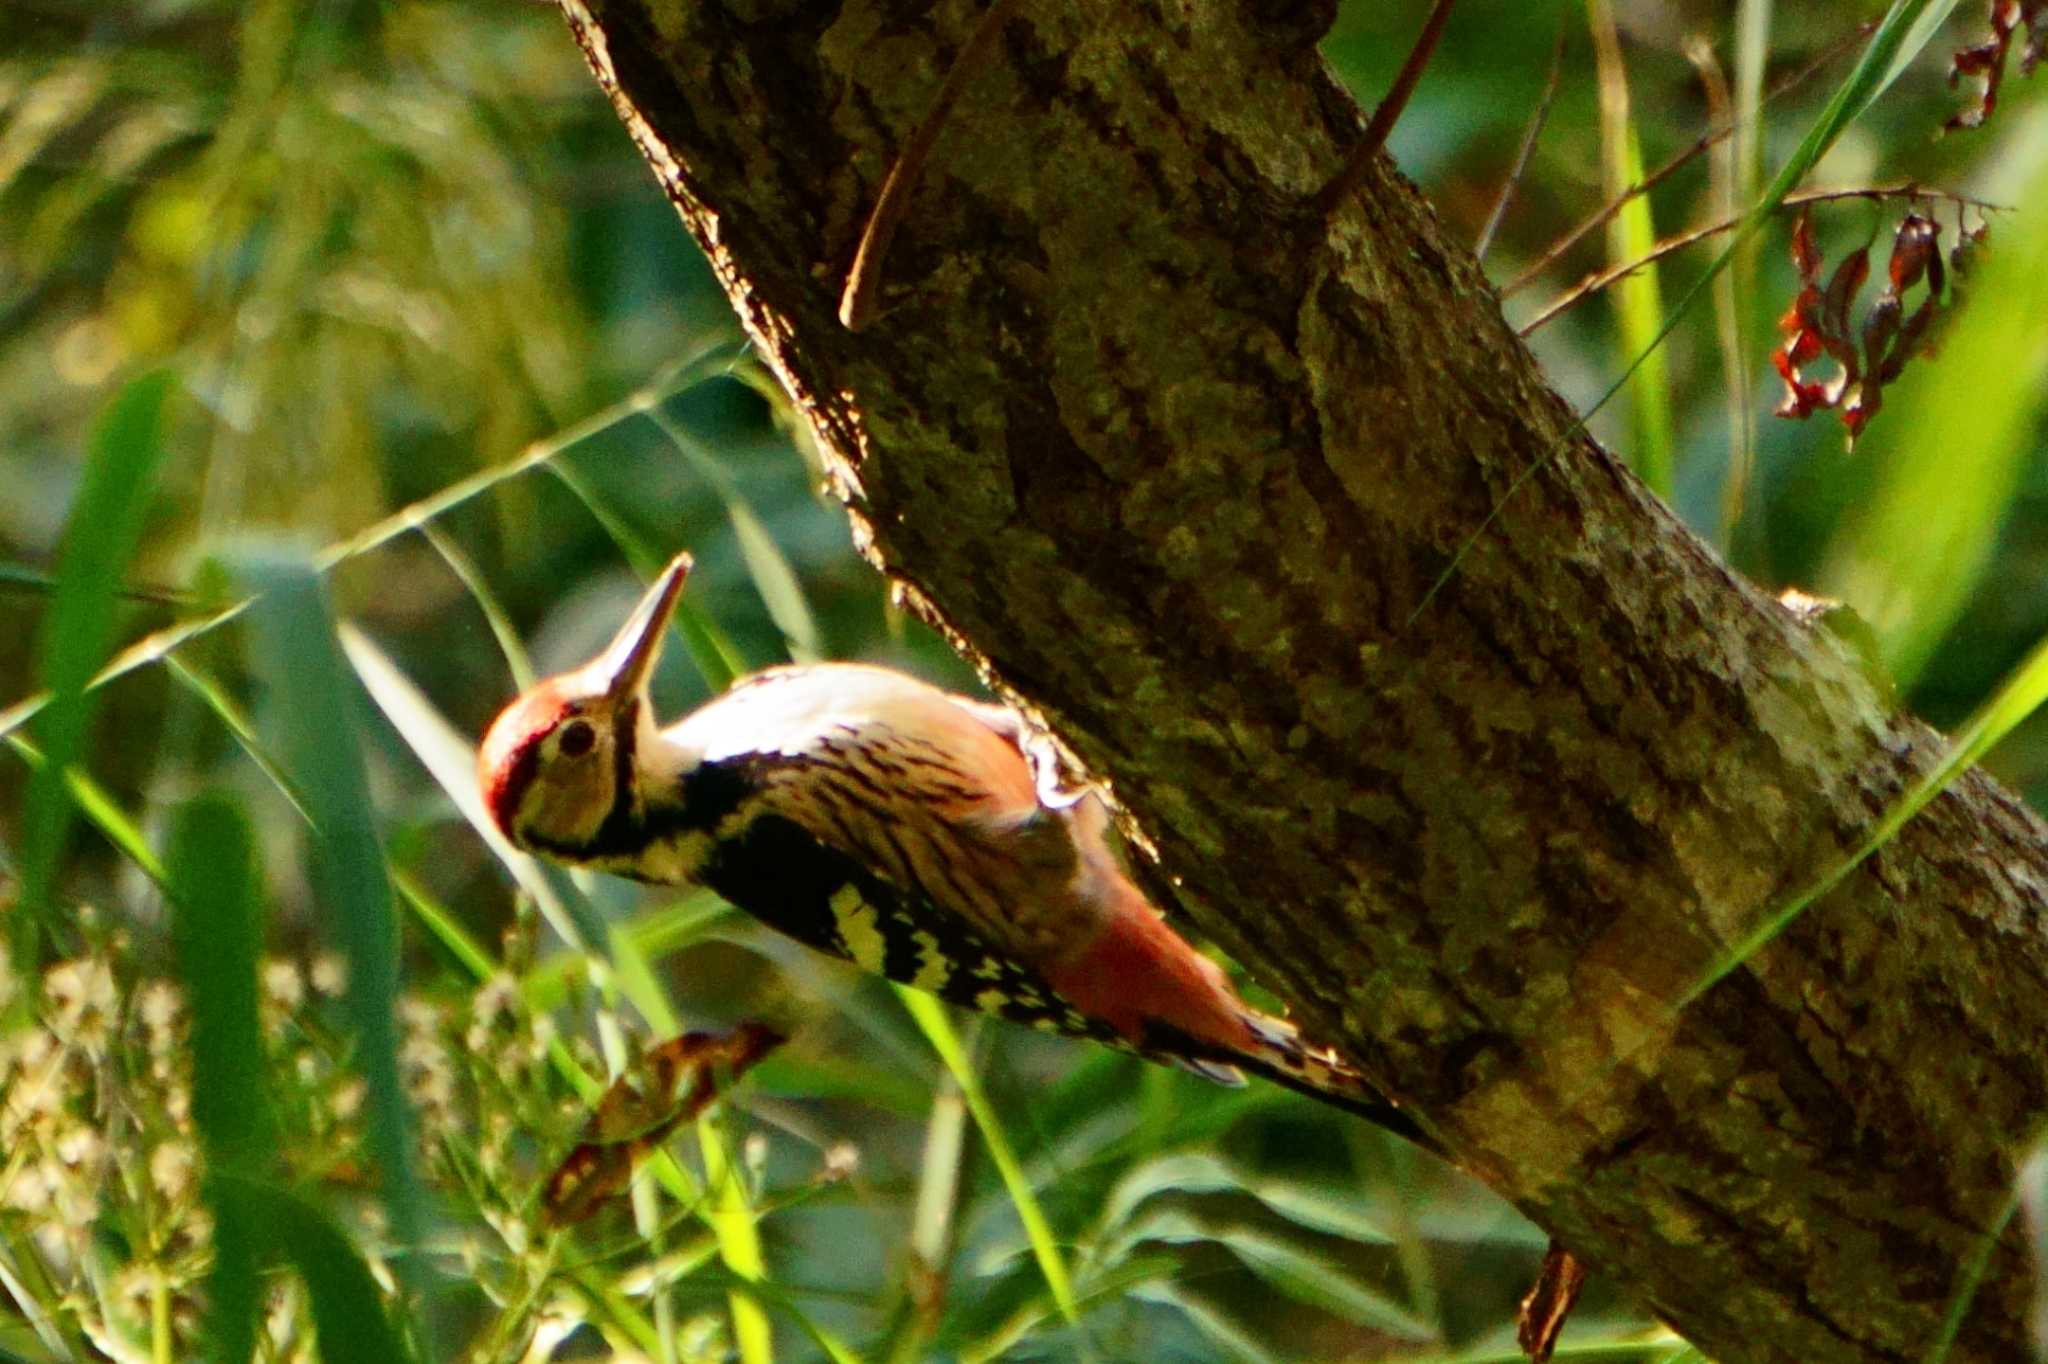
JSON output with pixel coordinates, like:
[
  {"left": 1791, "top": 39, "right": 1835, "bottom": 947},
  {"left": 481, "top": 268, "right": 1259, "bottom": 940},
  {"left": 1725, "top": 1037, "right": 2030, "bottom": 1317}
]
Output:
[{"left": 1154, "top": 1012, "right": 1442, "bottom": 1156}]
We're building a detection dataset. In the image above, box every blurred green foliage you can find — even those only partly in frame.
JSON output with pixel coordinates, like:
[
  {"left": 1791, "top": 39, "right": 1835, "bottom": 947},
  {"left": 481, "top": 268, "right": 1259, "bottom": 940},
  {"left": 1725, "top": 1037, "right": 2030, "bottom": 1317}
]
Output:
[{"left": 3, "top": 0, "right": 2047, "bottom": 1360}]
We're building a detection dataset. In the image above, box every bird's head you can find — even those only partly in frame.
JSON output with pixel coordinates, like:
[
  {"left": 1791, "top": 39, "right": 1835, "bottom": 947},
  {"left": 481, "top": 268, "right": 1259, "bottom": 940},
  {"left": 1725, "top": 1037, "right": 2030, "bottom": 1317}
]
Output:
[{"left": 478, "top": 554, "right": 691, "bottom": 858}]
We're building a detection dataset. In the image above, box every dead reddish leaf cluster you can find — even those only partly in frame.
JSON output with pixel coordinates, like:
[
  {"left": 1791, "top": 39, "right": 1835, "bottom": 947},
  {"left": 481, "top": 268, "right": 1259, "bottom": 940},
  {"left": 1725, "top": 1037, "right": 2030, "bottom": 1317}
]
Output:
[
  {"left": 1771, "top": 210, "right": 1984, "bottom": 445},
  {"left": 1948, "top": 0, "right": 2047, "bottom": 131},
  {"left": 542, "top": 1022, "right": 784, "bottom": 1226}
]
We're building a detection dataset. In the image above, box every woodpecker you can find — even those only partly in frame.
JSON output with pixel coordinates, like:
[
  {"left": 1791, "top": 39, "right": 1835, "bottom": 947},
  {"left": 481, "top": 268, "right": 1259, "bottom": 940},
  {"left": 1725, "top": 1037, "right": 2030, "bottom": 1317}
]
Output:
[{"left": 479, "top": 554, "right": 1431, "bottom": 1148}]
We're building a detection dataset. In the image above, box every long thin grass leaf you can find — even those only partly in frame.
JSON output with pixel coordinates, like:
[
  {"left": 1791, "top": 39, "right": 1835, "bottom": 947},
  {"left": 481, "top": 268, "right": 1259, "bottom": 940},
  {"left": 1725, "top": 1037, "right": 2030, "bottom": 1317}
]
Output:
[
  {"left": 1870, "top": 2, "right": 1966, "bottom": 112},
  {"left": 1372, "top": 1332, "right": 1692, "bottom": 1363},
  {"left": 568, "top": 1267, "right": 666, "bottom": 1357},
  {"left": 642, "top": 401, "right": 822, "bottom": 663},
  {"left": 1726, "top": 0, "right": 1774, "bottom": 546},
  {"left": 260, "top": 1180, "right": 419, "bottom": 1364},
  {"left": 4, "top": 736, "right": 167, "bottom": 883},
  {"left": 0, "top": 346, "right": 746, "bottom": 748},
  {"left": 238, "top": 552, "right": 427, "bottom": 1333},
  {"left": 597, "top": 923, "right": 768, "bottom": 1364},
  {"left": 391, "top": 874, "right": 595, "bottom": 1108},
  {"left": 163, "top": 794, "right": 274, "bottom": 1360},
  {"left": 1125, "top": 1281, "right": 1267, "bottom": 1363},
  {"left": 895, "top": 986, "right": 1080, "bottom": 1328},
  {"left": 545, "top": 463, "right": 748, "bottom": 691},
  {"left": 338, "top": 622, "right": 607, "bottom": 954},
  {"left": 1091, "top": 1151, "right": 1395, "bottom": 1249},
  {"left": 514, "top": 894, "right": 729, "bottom": 1015},
  {"left": 163, "top": 655, "right": 313, "bottom": 824},
  {"left": 0, "top": 1233, "right": 78, "bottom": 1360},
  {"left": 958, "top": 1257, "right": 1177, "bottom": 1364},
  {"left": 420, "top": 522, "right": 535, "bottom": 693},
  {"left": 1685, "top": 625, "right": 2048, "bottom": 1004},
  {"left": 1922, "top": 1187, "right": 2021, "bottom": 1364},
  {"left": 1695, "top": 37, "right": 1754, "bottom": 548},
  {"left": 18, "top": 370, "right": 173, "bottom": 972},
  {"left": 701, "top": 1119, "right": 776, "bottom": 1364},
  {"left": 724, "top": 1279, "right": 865, "bottom": 1364},
  {"left": 1221, "top": 1229, "right": 1436, "bottom": 1338},
  {"left": 313, "top": 341, "right": 749, "bottom": 573},
  {"left": 202, "top": 1176, "right": 421, "bottom": 1364},
  {"left": 1587, "top": 0, "right": 1674, "bottom": 497},
  {"left": 1734, "top": 1, "right": 1773, "bottom": 192}
]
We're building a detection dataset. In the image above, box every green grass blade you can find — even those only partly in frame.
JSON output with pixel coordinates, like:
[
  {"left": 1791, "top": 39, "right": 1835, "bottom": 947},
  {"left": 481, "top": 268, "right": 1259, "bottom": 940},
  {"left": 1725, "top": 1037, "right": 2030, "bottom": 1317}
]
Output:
[
  {"left": 17, "top": 369, "right": 173, "bottom": 973},
  {"left": 641, "top": 400, "right": 822, "bottom": 664},
  {"left": 1922, "top": 1185, "right": 2020, "bottom": 1364},
  {"left": 239, "top": 553, "right": 427, "bottom": 1329},
  {"left": 391, "top": 872, "right": 600, "bottom": 1105},
  {"left": 567, "top": 1267, "right": 666, "bottom": 1357},
  {"left": 1684, "top": 624, "right": 2048, "bottom": 1005},
  {"left": 206, "top": 1173, "right": 417, "bottom": 1364},
  {"left": 1349, "top": 1335, "right": 1692, "bottom": 1364},
  {"left": 163, "top": 655, "right": 314, "bottom": 825},
  {"left": 1184, "top": 1220, "right": 1435, "bottom": 1338},
  {"left": 312, "top": 341, "right": 749, "bottom": 573},
  {"left": 1587, "top": 0, "right": 1674, "bottom": 497},
  {"left": 1092, "top": 1151, "right": 1394, "bottom": 1248},
  {"left": 203, "top": 1183, "right": 264, "bottom": 1364},
  {"left": 6, "top": 734, "right": 169, "bottom": 884},
  {"left": 601, "top": 917, "right": 780, "bottom": 1364},
  {"left": 1125, "top": 1281, "right": 1269, "bottom": 1362},
  {"left": 514, "top": 894, "right": 730, "bottom": 1015},
  {"left": 544, "top": 462, "right": 749, "bottom": 691},
  {"left": 420, "top": 522, "right": 535, "bottom": 693},
  {"left": 1756, "top": 1, "right": 1960, "bottom": 212},
  {"left": 910, "top": 1070, "right": 968, "bottom": 1289},
  {"left": 1870, "top": 2, "right": 1967, "bottom": 112},
  {"left": 392, "top": 871, "right": 499, "bottom": 983},
  {"left": 163, "top": 794, "right": 275, "bottom": 1362},
  {"left": 724, "top": 1280, "right": 866, "bottom": 1364},
  {"left": 960, "top": 1257, "right": 1177, "bottom": 1364},
  {"left": 895, "top": 986, "right": 1080, "bottom": 1329},
  {"left": 0, "top": 346, "right": 747, "bottom": 749},
  {"left": 338, "top": 622, "right": 608, "bottom": 954},
  {"left": 1820, "top": 134, "right": 2048, "bottom": 686},
  {"left": 602, "top": 921, "right": 693, "bottom": 1364},
  {"left": 266, "top": 1180, "right": 418, "bottom": 1364},
  {"left": 701, "top": 1118, "right": 776, "bottom": 1364}
]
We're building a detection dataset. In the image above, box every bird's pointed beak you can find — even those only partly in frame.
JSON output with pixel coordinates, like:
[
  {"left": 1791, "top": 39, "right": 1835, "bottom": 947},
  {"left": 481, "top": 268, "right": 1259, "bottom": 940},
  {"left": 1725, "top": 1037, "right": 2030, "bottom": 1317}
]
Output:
[{"left": 593, "top": 553, "right": 692, "bottom": 705}]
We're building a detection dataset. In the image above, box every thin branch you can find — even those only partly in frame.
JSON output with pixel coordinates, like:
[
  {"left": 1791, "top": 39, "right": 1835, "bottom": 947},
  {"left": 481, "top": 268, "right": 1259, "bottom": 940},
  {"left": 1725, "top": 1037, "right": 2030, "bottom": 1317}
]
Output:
[
  {"left": 839, "top": 0, "right": 1024, "bottom": 332},
  {"left": 1315, "top": 0, "right": 1460, "bottom": 217},
  {"left": 1500, "top": 22, "right": 1872, "bottom": 298},
  {"left": 1517, "top": 185, "right": 2003, "bottom": 336},
  {"left": 1475, "top": 19, "right": 1567, "bottom": 263}
]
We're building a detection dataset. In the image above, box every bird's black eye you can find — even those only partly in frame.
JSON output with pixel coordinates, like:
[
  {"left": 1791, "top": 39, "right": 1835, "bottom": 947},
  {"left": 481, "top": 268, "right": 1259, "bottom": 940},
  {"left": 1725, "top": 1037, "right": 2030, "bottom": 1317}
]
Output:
[{"left": 557, "top": 718, "right": 597, "bottom": 758}]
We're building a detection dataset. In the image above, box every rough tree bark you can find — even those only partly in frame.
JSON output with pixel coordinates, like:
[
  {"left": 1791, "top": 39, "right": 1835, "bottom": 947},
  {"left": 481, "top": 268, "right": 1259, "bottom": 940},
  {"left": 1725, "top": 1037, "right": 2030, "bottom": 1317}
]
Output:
[{"left": 552, "top": 1, "right": 2048, "bottom": 1360}]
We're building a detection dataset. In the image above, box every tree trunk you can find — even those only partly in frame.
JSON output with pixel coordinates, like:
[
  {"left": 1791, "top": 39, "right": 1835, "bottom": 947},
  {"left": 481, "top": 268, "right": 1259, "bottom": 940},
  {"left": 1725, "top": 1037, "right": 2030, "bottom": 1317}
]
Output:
[{"left": 553, "top": 1, "right": 2048, "bottom": 1359}]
